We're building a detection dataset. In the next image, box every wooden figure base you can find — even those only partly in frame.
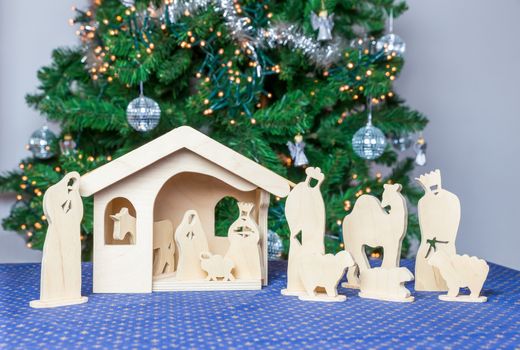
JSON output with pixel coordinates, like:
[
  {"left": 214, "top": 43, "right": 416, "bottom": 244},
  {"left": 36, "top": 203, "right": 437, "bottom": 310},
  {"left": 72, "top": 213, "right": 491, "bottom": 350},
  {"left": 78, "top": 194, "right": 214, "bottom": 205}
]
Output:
[
  {"left": 439, "top": 295, "right": 487, "bottom": 303},
  {"left": 153, "top": 274, "right": 260, "bottom": 292},
  {"left": 29, "top": 296, "right": 88, "bottom": 309},
  {"left": 358, "top": 292, "right": 414, "bottom": 303},
  {"left": 298, "top": 294, "right": 346, "bottom": 302},
  {"left": 280, "top": 289, "right": 306, "bottom": 297},
  {"left": 341, "top": 282, "right": 360, "bottom": 289}
]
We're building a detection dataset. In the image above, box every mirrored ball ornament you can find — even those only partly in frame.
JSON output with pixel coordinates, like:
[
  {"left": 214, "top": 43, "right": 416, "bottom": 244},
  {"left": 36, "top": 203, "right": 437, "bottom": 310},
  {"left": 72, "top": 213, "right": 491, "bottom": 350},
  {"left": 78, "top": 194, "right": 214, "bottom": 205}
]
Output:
[
  {"left": 390, "top": 132, "right": 413, "bottom": 151},
  {"left": 127, "top": 95, "right": 161, "bottom": 132},
  {"left": 26, "top": 125, "right": 57, "bottom": 159},
  {"left": 376, "top": 33, "right": 406, "bottom": 57},
  {"left": 268, "top": 229, "right": 283, "bottom": 260},
  {"left": 352, "top": 123, "right": 387, "bottom": 160}
]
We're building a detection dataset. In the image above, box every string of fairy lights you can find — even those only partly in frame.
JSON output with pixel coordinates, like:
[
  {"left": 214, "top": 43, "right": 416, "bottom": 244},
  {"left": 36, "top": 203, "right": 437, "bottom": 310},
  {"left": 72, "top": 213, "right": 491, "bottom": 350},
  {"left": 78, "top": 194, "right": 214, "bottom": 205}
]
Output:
[{"left": 17, "top": 0, "right": 423, "bottom": 251}]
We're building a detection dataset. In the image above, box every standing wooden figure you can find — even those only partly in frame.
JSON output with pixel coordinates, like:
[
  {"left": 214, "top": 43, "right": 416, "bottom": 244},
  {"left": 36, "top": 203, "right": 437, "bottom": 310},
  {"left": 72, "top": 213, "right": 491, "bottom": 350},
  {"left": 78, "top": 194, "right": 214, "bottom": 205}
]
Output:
[
  {"left": 282, "top": 167, "right": 326, "bottom": 296},
  {"left": 30, "top": 172, "right": 88, "bottom": 308},
  {"left": 225, "top": 202, "right": 261, "bottom": 280},
  {"left": 175, "top": 210, "right": 210, "bottom": 280},
  {"left": 342, "top": 183, "right": 408, "bottom": 288},
  {"left": 415, "top": 170, "right": 460, "bottom": 291}
]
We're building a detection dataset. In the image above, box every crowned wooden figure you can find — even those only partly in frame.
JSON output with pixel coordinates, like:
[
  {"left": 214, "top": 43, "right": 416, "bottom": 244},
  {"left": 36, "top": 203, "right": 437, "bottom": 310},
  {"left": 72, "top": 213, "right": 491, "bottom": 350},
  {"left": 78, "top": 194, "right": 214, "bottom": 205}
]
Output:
[{"left": 415, "top": 170, "right": 460, "bottom": 291}]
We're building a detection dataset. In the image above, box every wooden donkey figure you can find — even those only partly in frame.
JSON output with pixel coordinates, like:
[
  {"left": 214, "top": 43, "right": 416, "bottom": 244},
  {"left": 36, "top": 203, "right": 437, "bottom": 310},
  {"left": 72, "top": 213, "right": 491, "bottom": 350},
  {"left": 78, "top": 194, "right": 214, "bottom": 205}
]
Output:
[
  {"left": 342, "top": 183, "right": 408, "bottom": 288},
  {"left": 111, "top": 207, "right": 175, "bottom": 276}
]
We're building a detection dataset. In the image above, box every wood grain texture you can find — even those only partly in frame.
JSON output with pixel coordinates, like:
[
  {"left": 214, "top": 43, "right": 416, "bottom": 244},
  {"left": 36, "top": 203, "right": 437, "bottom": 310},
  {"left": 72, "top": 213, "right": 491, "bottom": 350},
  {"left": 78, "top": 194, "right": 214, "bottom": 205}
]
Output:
[
  {"left": 282, "top": 167, "right": 326, "bottom": 296},
  {"left": 415, "top": 170, "right": 460, "bottom": 292},
  {"left": 428, "top": 250, "right": 489, "bottom": 302},
  {"left": 80, "top": 126, "right": 290, "bottom": 198},
  {"left": 342, "top": 184, "right": 408, "bottom": 288},
  {"left": 91, "top": 150, "right": 276, "bottom": 293},
  {"left": 30, "top": 172, "right": 87, "bottom": 308}
]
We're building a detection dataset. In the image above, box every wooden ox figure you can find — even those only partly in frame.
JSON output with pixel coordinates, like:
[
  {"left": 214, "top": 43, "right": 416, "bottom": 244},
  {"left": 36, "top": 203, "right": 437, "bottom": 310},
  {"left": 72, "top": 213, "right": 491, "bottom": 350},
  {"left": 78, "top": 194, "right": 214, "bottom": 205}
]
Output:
[{"left": 110, "top": 207, "right": 175, "bottom": 276}]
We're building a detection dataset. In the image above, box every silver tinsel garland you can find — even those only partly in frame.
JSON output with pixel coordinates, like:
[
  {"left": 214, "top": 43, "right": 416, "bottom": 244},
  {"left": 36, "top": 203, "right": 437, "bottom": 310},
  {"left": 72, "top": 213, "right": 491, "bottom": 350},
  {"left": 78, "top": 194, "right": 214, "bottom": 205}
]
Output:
[{"left": 164, "top": 0, "right": 344, "bottom": 67}]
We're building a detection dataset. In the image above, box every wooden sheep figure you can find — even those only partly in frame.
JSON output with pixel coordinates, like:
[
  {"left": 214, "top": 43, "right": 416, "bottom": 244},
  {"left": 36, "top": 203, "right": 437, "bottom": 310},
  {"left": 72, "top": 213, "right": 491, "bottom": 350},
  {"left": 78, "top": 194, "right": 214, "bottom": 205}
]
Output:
[
  {"left": 427, "top": 248, "right": 489, "bottom": 302},
  {"left": 342, "top": 183, "right": 408, "bottom": 288},
  {"left": 111, "top": 207, "right": 175, "bottom": 276},
  {"left": 297, "top": 251, "right": 355, "bottom": 302},
  {"left": 200, "top": 252, "right": 235, "bottom": 281},
  {"left": 359, "top": 267, "right": 415, "bottom": 302}
]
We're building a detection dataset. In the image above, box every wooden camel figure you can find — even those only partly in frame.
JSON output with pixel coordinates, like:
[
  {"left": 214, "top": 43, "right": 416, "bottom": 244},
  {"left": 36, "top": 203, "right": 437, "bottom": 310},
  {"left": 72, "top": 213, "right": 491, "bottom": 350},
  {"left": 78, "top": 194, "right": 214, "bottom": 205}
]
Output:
[
  {"left": 342, "top": 183, "right": 408, "bottom": 288},
  {"left": 111, "top": 207, "right": 175, "bottom": 276},
  {"left": 30, "top": 172, "right": 88, "bottom": 308}
]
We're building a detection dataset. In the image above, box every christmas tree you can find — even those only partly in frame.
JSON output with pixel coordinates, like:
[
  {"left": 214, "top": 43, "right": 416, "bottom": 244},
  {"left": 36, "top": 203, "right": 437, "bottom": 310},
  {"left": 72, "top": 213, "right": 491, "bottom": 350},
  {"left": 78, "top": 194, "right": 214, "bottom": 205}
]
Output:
[{"left": 0, "top": 0, "right": 427, "bottom": 259}]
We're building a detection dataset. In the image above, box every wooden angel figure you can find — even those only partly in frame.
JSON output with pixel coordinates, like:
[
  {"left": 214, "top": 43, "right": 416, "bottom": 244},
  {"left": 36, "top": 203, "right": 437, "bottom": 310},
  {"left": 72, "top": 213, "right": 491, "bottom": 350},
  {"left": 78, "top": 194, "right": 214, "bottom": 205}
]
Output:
[
  {"left": 282, "top": 167, "right": 326, "bottom": 296},
  {"left": 30, "top": 172, "right": 87, "bottom": 308},
  {"left": 415, "top": 170, "right": 460, "bottom": 291},
  {"left": 175, "top": 210, "right": 209, "bottom": 280},
  {"left": 224, "top": 202, "right": 261, "bottom": 280}
]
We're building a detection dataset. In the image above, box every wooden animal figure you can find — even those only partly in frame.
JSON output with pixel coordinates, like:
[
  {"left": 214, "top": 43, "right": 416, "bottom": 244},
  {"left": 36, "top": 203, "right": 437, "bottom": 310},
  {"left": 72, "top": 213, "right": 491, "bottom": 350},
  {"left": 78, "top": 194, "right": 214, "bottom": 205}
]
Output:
[
  {"left": 282, "top": 167, "right": 326, "bottom": 296},
  {"left": 30, "top": 172, "right": 88, "bottom": 308},
  {"left": 359, "top": 267, "right": 415, "bottom": 302},
  {"left": 224, "top": 202, "right": 261, "bottom": 280},
  {"left": 110, "top": 207, "right": 136, "bottom": 244},
  {"left": 342, "top": 183, "right": 408, "bottom": 288},
  {"left": 427, "top": 250, "right": 489, "bottom": 302},
  {"left": 175, "top": 210, "right": 209, "bottom": 280},
  {"left": 200, "top": 252, "right": 235, "bottom": 281},
  {"left": 152, "top": 220, "right": 175, "bottom": 276},
  {"left": 111, "top": 207, "right": 175, "bottom": 276},
  {"left": 415, "top": 169, "right": 460, "bottom": 291},
  {"left": 298, "top": 251, "right": 355, "bottom": 302}
]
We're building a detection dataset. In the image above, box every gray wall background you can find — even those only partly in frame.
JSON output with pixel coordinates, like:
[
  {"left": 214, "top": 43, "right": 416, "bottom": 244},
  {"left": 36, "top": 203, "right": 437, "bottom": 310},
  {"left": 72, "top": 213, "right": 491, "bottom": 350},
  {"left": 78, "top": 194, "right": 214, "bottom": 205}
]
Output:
[{"left": 1, "top": 0, "right": 519, "bottom": 269}]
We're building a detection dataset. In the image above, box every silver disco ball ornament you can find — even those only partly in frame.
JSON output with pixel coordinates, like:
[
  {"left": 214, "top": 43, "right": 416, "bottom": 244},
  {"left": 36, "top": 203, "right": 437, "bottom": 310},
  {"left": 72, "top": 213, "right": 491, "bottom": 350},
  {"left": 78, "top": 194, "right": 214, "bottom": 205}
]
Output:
[
  {"left": 268, "top": 229, "right": 283, "bottom": 260},
  {"left": 352, "top": 123, "right": 387, "bottom": 160},
  {"left": 126, "top": 95, "right": 161, "bottom": 132},
  {"left": 390, "top": 132, "right": 413, "bottom": 151},
  {"left": 26, "top": 125, "right": 57, "bottom": 159},
  {"left": 376, "top": 33, "right": 406, "bottom": 57}
]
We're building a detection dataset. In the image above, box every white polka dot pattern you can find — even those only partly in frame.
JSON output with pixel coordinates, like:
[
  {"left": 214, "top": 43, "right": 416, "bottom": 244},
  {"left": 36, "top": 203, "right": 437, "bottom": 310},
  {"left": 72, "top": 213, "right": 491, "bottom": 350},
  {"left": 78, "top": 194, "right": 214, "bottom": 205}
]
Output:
[{"left": 0, "top": 260, "right": 519, "bottom": 349}]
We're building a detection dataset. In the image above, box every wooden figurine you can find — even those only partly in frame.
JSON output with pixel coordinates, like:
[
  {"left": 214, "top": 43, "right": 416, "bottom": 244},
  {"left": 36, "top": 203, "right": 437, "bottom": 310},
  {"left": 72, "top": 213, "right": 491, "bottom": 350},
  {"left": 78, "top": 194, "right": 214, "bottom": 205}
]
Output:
[
  {"left": 415, "top": 170, "right": 460, "bottom": 291},
  {"left": 79, "top": 126, "right": 290, "bottom": 293},
  {"left": 110, "top": 207, "right": 136, "bottom": 244},
  {"left": 282, "top": 167, "right": 326, "bottom": 296},
  {"left": 427, "top": 249, "right": 489, "bottom": 302},
  {"left": 298, "top": 251, "right": 355, "bottom": 302},
  {"left": 30, "top": 172, "right": 88, "bottom": 308},
  {"left": 359, "top": 267, "right": 415, "bottom": 302},
  {"left": 225, "top": 202, "right": 261, "bottom": 280},
  {"left": 111, "top": 207, "right": 175, "bottom": 276},
  {"left": 175, "top": 210, "right": 210, "bottom": 280},
  {"left": 200, "top": 252, "right": 235, "bottom": 281},
  {"left": 152, "top": 220, "right": 175, "bottom": 276},
  {"left": 342, "top": 183, "right": 408, "bottom": 288}
]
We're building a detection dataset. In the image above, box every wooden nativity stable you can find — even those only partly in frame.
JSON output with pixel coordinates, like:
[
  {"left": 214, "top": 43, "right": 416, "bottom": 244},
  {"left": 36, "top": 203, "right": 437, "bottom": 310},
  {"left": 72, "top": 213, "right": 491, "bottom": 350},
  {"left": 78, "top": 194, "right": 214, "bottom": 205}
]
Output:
[{"left": 79, "top": 126, "right": 290, "bottom": 293}]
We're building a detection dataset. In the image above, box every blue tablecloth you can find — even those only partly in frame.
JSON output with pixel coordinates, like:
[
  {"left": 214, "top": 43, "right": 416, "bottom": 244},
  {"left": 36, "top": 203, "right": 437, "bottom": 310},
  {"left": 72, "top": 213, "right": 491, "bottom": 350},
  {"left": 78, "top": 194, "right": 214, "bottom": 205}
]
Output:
[{"left": 0, "top": 259, "right": 519, "bottom": 349}]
